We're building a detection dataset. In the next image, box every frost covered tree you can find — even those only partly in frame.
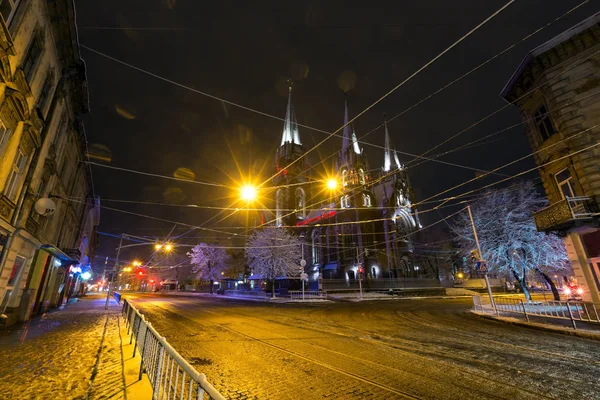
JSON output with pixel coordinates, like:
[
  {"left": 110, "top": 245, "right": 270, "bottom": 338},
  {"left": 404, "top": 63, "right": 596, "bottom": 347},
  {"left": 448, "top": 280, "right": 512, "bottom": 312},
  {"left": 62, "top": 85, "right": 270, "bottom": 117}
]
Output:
[
  {"left": 245, "top": 228, "right": 302, "bottom": 298},
  {"left": 452, "top": 181, "right": 570, "bottom": 300},
  {"left": 187, "top": 243, "right": 229, "bottom": 294}
]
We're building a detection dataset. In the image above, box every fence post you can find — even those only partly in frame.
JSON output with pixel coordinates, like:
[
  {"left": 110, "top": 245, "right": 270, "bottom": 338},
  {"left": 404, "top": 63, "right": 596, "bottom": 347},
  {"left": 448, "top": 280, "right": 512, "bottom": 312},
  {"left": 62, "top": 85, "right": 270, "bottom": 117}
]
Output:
[
  {"left": 520, "top": 300, "right": 529, "bottom": 322},
  {"left": 153, "top": 344, "right": 165, "bottom": 399},
  {"left": 566, "top": 302, "right": 577, "bottom": 330},
  {"left": 139, "top": 322, "right": 151, "bottom": 381}
]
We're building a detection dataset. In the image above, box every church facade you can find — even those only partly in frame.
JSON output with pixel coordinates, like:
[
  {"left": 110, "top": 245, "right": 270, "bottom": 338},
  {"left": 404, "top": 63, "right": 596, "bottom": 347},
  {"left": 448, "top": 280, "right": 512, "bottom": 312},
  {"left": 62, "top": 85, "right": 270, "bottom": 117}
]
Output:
[{"left": 269, "top": 89, "right": 422, "bottom": 283}]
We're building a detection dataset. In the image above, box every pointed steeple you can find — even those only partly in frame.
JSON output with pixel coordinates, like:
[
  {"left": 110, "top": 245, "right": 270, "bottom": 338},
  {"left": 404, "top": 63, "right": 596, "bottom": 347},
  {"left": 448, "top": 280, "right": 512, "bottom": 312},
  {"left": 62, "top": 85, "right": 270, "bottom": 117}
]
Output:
[
  {"left": 383, "top": 117, "right": 403, "bottom": 172},
  {"left": 383, "top": 118, "right": 392, "bottom": 172},
  {"left": 280, "top": 84, "right": 301, "bottom": 146},
  {"left": 341, "top": 97, "right": 351, "bottom": 161},
  {"left": 351, "top": 127, "right": 361, "bottom": 154}
]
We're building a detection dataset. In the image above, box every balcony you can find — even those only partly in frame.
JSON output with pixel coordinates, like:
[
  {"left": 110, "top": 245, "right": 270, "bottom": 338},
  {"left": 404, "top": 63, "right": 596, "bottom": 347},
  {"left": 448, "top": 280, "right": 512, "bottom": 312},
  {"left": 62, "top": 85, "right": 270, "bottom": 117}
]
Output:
[{"left": 534, "top": 197, "right": 599, "bottom": 232}]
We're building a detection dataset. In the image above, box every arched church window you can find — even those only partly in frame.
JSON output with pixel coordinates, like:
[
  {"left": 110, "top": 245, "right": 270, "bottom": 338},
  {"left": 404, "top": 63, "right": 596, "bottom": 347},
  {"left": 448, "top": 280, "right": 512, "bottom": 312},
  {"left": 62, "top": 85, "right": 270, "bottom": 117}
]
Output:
[
  {"left": 295, "top": 188, "right": 306, "bottom": 220},
  {"left": 342, "top": 169, "right": 348, "bottom": 187},
  {"left": 276, "top": 189, "right": 283, "bottom": 227},
  {"left": 341, "top": 195, "right": 351, "bottom": 209},
  {"left": 359, "top": 168, "right": 365, "bottom": 185},
  {"left": 362, "top": 193, "right": 371, "bottom": 207},
  {"left": 312, "top": 229, "right": 321, "bottom": 265}
]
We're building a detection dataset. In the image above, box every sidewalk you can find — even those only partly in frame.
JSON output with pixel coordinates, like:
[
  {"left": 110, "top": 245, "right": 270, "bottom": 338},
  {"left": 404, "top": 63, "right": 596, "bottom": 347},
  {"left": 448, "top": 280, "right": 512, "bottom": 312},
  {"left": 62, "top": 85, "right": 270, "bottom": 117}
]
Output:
[
  {"left": 471, "top": 309, "right": 600, "bottom": 341},
  {"left": 0, "top": 294, "right": 152, "bottom": 399}
]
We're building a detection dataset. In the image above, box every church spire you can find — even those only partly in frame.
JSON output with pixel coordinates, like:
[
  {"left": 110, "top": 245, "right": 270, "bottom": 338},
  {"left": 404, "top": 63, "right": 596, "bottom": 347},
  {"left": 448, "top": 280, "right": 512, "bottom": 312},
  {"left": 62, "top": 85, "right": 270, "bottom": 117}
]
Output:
[
  {"left": 383, "top": 116, "right": 403, "bottom": 172},
  {"left": 341, "top": 97, "right": 351, "bottom": 160},
  {"left": 351, "top": 127, "right": 361, "bottom": 154},
  {"left": 280, "top": 83, "right": 301, "bottom": 146}
]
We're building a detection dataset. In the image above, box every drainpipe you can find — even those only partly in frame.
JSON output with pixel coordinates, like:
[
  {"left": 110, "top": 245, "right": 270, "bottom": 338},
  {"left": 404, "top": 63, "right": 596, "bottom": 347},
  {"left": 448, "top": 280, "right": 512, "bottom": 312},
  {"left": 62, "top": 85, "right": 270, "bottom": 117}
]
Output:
[{"left": 0, "top": 75, "right": 66, "bottom": 288}]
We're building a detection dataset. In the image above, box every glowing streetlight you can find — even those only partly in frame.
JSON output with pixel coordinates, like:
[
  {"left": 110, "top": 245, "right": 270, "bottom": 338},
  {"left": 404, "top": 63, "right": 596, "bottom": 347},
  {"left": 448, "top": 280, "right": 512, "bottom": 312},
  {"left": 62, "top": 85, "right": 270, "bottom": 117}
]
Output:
[
  {"left": 240, "top": 185, "right": 257, "bottom": 202},
  {"left": 133, "top": 260, "right": 141, "bottom": 266},
  {"left": 326, "top": 178, "right": 338, "bottom": 190},
  {"left": 164, "top": 243, "right": 174, "bottom": 252},
  {"left": 154, "top": 243, "right": 163, "bottom": 251}
]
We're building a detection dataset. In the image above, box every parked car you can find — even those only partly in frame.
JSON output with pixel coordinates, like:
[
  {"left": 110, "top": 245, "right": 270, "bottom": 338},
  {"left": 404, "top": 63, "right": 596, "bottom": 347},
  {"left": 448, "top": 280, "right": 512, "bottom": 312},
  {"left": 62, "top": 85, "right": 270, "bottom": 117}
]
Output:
[{"left": 562, "top": 284, "right": 583, "bottom": 301}]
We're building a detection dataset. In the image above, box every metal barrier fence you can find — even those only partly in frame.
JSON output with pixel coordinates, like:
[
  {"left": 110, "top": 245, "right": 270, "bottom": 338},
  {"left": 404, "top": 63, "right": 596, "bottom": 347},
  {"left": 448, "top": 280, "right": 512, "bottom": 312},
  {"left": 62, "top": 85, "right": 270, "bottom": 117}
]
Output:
[
  {"left": 321, "top": 278, "right": 441, "bottom": 291},
  {"left": 120, "top": 297, "right": 225, "bottom": 400},
  {"left": 473, "top": 295, "right": 600, "bottom": 330},
  {"left": 289, "top": 290, "right": 327, "bottom": 300}
]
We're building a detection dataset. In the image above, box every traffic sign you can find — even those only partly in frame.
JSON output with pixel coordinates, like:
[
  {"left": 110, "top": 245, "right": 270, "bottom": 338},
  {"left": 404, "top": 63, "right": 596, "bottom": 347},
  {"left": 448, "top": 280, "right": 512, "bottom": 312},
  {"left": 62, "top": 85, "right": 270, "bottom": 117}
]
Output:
[
  {"left": 300, "top": 272, "right": 308, "bottom": 281},
  {"left": 476, "top": 260, "right": 488, "bottom": 273}
]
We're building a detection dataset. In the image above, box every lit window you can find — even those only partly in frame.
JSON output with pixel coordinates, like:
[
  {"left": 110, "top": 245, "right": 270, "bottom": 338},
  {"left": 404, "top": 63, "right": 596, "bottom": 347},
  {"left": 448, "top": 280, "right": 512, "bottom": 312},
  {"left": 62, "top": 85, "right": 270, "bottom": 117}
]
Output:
[
  {"left": 362, "top": 193, "right": 371, "bottom": 207},
  {"left": 295, "top": 188, "right": 305, "bottom": 220},
  {"left": 5, "top": 149, "right": 29, "bottom": 201},
  {"left": 276, "top": 189, "right": 283, "bottom": 227},
  {"left": 555, "top": 168, "right": 575, "bottom": 199},
  {"left": 359, "top": 168, "right": 365, "bottom": 185},
  {"left": 340, "top": 195, "right": 351, "bottom": 209},
  {"left": 342, "top": 169, "right": 348, "bottom": 187},
  {"left": 534, "top": 105, "right": 555, "bottom": 141}
]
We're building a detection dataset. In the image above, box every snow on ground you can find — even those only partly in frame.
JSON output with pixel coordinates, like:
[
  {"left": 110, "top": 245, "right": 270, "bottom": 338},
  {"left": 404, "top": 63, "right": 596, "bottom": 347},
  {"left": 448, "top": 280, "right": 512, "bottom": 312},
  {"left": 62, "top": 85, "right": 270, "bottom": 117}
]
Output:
[{"left": 0, "top": 295, "right": 120, "bottom": 399}]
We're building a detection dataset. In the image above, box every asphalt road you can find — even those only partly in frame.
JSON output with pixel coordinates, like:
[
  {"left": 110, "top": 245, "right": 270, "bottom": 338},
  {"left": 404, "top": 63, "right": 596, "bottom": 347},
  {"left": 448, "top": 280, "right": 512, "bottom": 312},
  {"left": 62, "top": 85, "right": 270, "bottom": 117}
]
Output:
[{"left": 126, "top": 294, "right": 600, "bottom": 400}]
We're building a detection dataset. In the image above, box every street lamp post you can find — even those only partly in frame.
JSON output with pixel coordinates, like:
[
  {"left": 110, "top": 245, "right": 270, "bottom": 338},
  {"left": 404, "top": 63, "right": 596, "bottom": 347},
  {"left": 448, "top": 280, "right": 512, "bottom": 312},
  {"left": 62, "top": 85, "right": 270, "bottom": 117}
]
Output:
[
  {"left": 467, "top": 205, "right": 495, "bottom": 309},
  {"left": 105, "top": 234, "right": 124, "bottom": 310}
]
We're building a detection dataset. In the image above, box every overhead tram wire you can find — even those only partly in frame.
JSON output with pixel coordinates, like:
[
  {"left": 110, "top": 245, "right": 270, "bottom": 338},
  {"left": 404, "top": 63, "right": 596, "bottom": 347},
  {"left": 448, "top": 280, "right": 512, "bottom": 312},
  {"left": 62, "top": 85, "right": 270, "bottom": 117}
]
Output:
[
  {"left": 79, "top": 2, "right": 583, "bottom": 194},
  {"left": 83, "top": 161, "right": 230, "bottom": 188},
  {"left": 415, "top": 46, "right": 600, "bottom": 162},
  {"left": 258, "top": 0, "right": 516, "bottom": 190},
  {"left": 423, "top": 123, "right": 600, "bottom": 207},
  {"left": 280, "top": 0, "right": 589, "bottom": 179}
]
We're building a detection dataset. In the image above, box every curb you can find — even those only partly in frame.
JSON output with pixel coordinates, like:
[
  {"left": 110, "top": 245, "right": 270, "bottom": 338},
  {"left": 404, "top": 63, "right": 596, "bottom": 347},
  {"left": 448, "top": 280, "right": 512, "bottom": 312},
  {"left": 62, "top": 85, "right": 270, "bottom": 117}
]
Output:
[{"left": 470, "top": 310, "right": 600, "bottom": 341}]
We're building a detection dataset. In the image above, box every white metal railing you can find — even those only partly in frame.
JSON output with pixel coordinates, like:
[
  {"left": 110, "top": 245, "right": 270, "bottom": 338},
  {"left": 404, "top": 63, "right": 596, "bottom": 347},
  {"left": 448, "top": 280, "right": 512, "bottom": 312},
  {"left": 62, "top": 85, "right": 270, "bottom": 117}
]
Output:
[
  {"left": 120, "top": 297, "right": 225, "bottom": 400},
  {"left": 289, "top": 290, "right": 327, "bottom": 299},
  {"left": 472, "top": 295, "right": 600, "bottom": 330},
  {"left": 567, "top": 196, "right": 597, "bottom": 219}
]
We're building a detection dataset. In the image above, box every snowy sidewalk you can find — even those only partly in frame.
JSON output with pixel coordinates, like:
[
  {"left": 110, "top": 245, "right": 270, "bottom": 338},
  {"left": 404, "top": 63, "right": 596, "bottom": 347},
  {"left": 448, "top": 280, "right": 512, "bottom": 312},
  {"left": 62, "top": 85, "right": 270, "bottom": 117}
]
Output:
[{"left": 0, "top": 294, "right": 152, "bottom": 399}]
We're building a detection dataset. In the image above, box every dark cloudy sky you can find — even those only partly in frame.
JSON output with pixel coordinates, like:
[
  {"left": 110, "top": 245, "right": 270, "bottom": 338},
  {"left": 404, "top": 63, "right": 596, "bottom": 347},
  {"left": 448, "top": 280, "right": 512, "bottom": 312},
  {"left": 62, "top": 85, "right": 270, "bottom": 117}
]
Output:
[{"left": 74, "top": 0, "right": 598, "bottom": 268}]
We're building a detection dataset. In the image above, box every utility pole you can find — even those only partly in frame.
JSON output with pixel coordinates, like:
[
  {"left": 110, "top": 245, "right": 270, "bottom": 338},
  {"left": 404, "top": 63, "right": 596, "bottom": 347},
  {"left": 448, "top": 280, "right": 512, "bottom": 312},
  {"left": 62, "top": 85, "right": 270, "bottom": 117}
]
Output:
[
  {"left": 105, "top": 234, "right": 124, "bottom": 310},
  {"left": 467, "top": 205, "right": 495, "bottom": 308}
]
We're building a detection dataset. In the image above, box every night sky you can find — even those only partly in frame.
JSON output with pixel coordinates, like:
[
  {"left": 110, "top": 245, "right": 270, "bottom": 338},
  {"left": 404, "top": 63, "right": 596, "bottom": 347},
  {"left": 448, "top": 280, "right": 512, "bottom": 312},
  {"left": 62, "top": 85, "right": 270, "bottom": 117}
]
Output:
[{"left": 73, "top": 0, "right": 598, "bottom": 271}]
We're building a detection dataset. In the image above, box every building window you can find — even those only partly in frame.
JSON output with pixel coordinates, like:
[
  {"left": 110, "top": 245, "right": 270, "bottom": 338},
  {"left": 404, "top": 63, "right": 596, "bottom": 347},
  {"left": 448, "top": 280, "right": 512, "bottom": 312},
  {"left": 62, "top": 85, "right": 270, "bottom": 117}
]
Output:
[
  {"left": 340, "top": 195, "right": 350, "bottom": 209},
  {"left": 22, "top": 31, "right": 44, "bottom": 82},
  {"left": 359, "top": 168, "right": 365, "bottom": 185},
  {"left": 275, "top": 189, "right": 283, "bottom": 227},
  {"left": 37, "top": 69, "right": 55, "bottom": 114},
  {"left": 555, "top": 168, "right": 575, "bottom": 199},
  {"left": 0, "top": 120, "right": 11, "bottom": 156},
  {"left": 312, "top": 230, "right": 321, "bottom": 265},
  {"left": 342, "top": 169, "right": 348, "bottom": 187},
  {"left": 5, "top": 149, "right": 28, "bottom": 201},
  {"left": 534, "top": 105, "right": 555, "bottom": 141},
  {"left": 362, "top": 193, "right": 372, "bottom": 207},
  {"left": 0, "top": 0, "right": 20, "bottom": 25},
  {"left": 295, "top": 188, "right": 305, "bottom": 220}
]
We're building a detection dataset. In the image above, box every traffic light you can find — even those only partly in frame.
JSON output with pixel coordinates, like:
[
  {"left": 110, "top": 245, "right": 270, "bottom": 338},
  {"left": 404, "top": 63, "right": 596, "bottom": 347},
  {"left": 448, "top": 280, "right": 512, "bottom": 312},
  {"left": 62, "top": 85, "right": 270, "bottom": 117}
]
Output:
[{"left": 138, "top": 271, "right": 143, "bottom": 276}]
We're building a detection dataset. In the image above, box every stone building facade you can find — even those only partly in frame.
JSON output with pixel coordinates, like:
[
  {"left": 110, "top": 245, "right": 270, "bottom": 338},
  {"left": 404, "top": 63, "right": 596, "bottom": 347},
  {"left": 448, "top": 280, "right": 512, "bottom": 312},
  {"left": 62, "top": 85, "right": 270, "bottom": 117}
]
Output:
[
  {"left": 268, "top": 88, "right": 422, "bottom": 286},
  {"left": 501, "top": 11, "right": 600, "bottom": 302},
  {"left": 0, "top": 0, "right": 98, "bottom": 325}
]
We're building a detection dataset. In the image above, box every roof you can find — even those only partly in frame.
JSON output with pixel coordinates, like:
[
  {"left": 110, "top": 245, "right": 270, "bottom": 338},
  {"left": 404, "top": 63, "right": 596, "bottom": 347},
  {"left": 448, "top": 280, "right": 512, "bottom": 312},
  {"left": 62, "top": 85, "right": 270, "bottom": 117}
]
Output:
[{"left": 501, "top": 11, "right": 600, "bottom": 100}]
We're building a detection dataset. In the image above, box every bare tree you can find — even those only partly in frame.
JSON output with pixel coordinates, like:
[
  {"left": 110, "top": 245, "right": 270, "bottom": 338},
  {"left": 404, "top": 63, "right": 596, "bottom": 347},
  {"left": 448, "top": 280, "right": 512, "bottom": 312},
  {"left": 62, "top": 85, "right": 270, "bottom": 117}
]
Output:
[
  {"left": 187, "top": 243, "right": 229, "bottom": 294},
  {"left": 245, "top": 228, "right": 302, "bottom": 298},
  {"left": 452, "top": 181, "right": 570, "bottom": 300}
]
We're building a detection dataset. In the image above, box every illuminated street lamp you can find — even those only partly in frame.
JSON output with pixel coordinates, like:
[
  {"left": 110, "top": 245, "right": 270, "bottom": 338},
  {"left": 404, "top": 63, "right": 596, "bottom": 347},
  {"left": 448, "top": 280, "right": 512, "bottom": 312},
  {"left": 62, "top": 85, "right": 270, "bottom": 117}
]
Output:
[
  {"left": 154, "top": 243, "right": 163, "bottom": 251},
  {"left": 133, "top": 260, "right": 141, "bottom": 266},
  {"left": 240, "top": 185, "right": 257, "bottom": 202},
  {"left": 164, "top": 243, "right": 174, "bottom": 252},
  {"left": 155, "top": 243, "right": 174, "bottom": 252},
  {"left": 326, "top": 178, "right": 338, "bottom": 191}
]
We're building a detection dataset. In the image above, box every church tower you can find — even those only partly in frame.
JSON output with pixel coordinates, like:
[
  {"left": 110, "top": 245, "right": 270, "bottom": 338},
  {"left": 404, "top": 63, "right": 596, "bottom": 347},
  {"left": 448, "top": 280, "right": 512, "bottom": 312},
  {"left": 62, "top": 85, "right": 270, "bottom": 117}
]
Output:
[
  {"left": 273, "top": 85, "right": 310, "bottom": 227},
  {"left": 375, "top": 118, "right": 421, "bottom": 278}
]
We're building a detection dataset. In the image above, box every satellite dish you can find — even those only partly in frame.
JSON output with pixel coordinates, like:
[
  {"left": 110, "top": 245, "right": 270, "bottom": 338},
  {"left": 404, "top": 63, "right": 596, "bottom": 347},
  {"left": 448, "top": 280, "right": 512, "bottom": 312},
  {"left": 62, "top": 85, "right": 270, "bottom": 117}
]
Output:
[{"left": 34, "top": 198, "right": 56, "bottom": 216}]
